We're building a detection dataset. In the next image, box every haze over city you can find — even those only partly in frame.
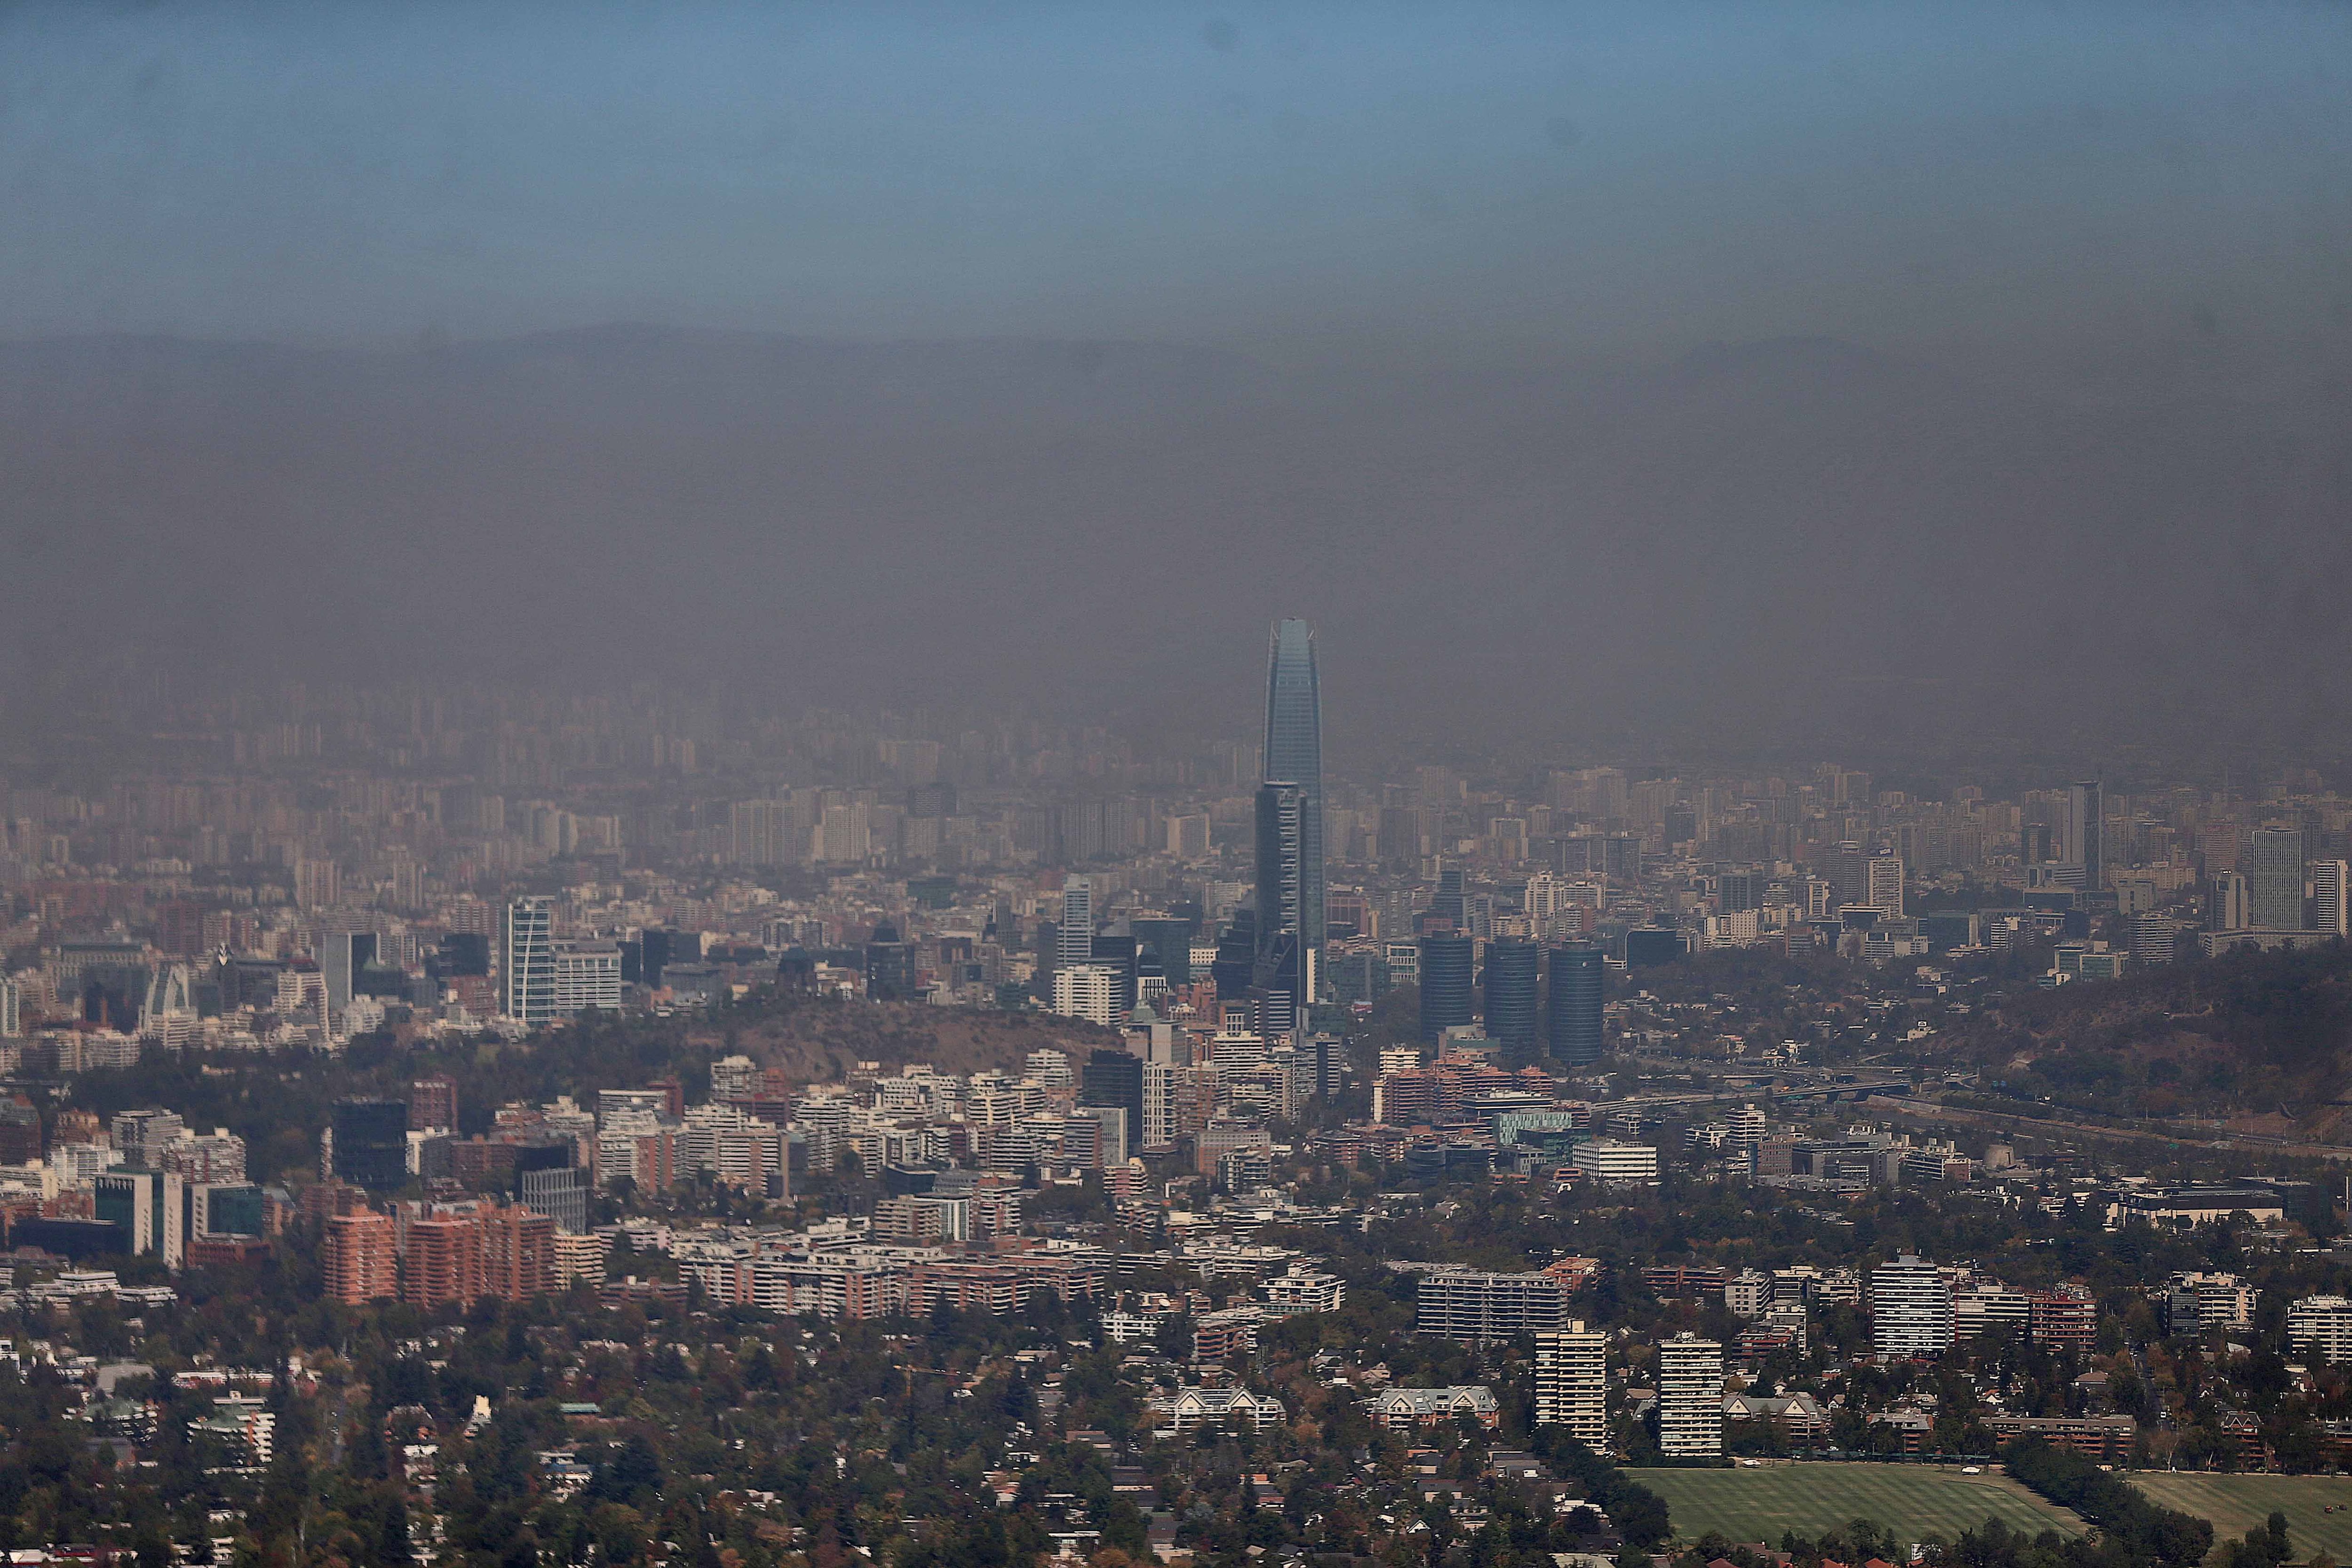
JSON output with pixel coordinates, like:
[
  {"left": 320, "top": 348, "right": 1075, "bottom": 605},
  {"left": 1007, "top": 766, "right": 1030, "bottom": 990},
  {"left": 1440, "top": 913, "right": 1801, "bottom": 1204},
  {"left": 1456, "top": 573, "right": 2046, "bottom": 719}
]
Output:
[
  {"left": 11, "top": 12, "right": 2352, "bottom": 1568},
  {"left": 7, "top": 2, "right": 2352, "bottom": 763}
]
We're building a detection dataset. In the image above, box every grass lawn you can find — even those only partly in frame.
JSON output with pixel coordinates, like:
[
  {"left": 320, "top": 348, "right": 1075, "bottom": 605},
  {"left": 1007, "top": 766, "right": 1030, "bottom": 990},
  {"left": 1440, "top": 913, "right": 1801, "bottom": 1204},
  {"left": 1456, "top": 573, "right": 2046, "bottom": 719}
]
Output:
[
  {"left": 2126, "top": 1474, "right": 2352, "bottom": 1563},
  {"left": 1623, "top": 1463, "right": 2089, "bottom": 1547}
]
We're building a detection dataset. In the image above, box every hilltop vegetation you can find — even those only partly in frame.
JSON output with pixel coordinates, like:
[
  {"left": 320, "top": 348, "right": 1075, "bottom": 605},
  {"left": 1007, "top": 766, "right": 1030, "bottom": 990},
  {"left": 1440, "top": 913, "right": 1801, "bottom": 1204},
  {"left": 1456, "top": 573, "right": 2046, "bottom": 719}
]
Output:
[{"left": 1947, "top": 943, "right": 2352, "bottom": 1130}]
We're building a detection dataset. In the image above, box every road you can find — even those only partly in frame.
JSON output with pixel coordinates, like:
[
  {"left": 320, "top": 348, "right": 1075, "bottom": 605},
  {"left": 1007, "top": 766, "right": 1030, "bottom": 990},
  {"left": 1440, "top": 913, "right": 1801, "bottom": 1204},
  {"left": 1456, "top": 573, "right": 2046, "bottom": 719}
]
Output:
[{"left": 1865, "top": 1095, "right": 2352, "bottom": 1162}]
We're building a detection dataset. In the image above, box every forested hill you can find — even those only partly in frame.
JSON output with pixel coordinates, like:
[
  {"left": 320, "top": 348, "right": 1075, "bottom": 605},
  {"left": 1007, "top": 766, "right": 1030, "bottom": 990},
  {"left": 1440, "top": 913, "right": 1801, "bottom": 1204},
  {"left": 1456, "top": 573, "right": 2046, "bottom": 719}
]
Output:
[{"left": 1949, "top": 943, "right": 2352, "bottom": 1132}]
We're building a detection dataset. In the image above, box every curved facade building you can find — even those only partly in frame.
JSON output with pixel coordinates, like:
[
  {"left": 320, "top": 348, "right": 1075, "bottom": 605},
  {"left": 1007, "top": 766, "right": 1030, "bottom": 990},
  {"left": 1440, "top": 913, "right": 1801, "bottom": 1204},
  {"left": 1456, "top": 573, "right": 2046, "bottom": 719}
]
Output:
[
  {"left": 1417, "top": 933, "right": 1474, "bottom": 1043},
  {"left": 1482, "top": 939, "right": 1540, "bottom": 1054},
  {"left": 1547, "top": 942, "right": 1605, "bottom": 1066}
]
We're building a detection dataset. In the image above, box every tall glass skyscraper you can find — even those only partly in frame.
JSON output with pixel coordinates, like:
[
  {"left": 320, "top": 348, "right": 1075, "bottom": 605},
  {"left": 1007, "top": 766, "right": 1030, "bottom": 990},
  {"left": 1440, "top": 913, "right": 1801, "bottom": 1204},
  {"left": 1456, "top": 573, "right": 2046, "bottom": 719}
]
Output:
[{"left": 1262, "top": 619, "right": 1325, "bottom": 951}]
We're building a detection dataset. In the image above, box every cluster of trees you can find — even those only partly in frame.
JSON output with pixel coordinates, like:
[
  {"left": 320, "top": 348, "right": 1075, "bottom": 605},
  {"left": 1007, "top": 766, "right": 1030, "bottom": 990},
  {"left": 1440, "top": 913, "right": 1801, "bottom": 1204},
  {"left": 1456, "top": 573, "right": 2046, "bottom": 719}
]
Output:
[{"left": 2002, "top": 1439, "right": 2212, "bottom": 1568}]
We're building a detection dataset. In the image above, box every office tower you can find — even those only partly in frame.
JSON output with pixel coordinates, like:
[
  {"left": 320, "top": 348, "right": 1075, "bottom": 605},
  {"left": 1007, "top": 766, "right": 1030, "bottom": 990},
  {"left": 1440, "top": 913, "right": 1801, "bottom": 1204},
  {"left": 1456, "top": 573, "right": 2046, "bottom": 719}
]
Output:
[
  {"left": 2315, "top": 861, "right": 2351, "bottom": 939},
  {"left": 324, "top": 1212, "right": 397, "bottom": 1304},
  {"left": 1535, "top": 1323, "right": 1610, "bottom": 1453},
  {"left": 0, "top": 975, "right": 16, "bottom": 1038},
  {"left": 1417, "top": 933, "right": 1475, "bottom": 1043},
  {"left": 1079, "top": 1049, "right": 1144, "bottom": 1156},
  {"left": 864, "top": 923, "right": 916, "bottom": 1001},
  {"left": 1864, "top": 851, "right": 1905, "bottom": 917},
  {"left": 1131, "top": 915, "right": 1197, "bottom": 987},
  {"left": 1092, "top": 932, "right": 1142, "bottom": 1018},
  {"left": 1416, "top": 1269, "right": 1573, "bottom": 1341},
  {"left": 1823, "top": 841, "right": 1867, "bottom": 909},
  {"left": 549, "top": 943, "right": 622, "bottom": 1013},
  {"left": 2247, "top": 828, "right": 2307, "bottom": 930},
  {"left": 332, "top": 1098, "right": 412, "bottom": 1191},
  {"left": 1656, "top": 1334, "right": 1725, "bottom": 1457},
  {"left": 440, "top": 931, "right": 492, "bottom": 978},
  {"left": 1059, "top": 876, "right": 1095, "bottom": 965},
  {"left": 500, "top": 896, "right": 556, "bottom": 1023},
  {"left": 520, "top": 1166, "right": 593, "bottom": 1234},
  {"left": 1254, "top": 781, "right": 1310, "bottom": 1032},
  {"left": 1870, "top": 1254, "right": 1955, "bottom": 1358},
  {"left": 2066, "top": 780, "right": 2104, "bottom": 892},
  {"left": 1717, "top": 869, "right": 1761, "bottom": 915},
  {"left": 94, "top": 1168, "right": 183, "bottom": 1266},
  {"left": 1482, "top": 939, "right": 1540, "bottom": 1056},
  {"left": 1211, "top": 910, "right": 1257, "bottom": 1002},
  {"left": 190, "top": 1182, "right": 267, "bottom": 1238},
  {"left": 321, "top": 929, "right": 376, "bottom": 1015},
  {"left": 1073, "top": 1102, "right": 1129, "bottom": 1167},
  {"left": 1431, "top": 866, "right": 1466, "bottom": 931},
  {"left": 1262, "top": 618, "right": 1325, "bottom": 954},
  {"left": 2211, "top": 872, "right": 2249, "bottom": 932}
]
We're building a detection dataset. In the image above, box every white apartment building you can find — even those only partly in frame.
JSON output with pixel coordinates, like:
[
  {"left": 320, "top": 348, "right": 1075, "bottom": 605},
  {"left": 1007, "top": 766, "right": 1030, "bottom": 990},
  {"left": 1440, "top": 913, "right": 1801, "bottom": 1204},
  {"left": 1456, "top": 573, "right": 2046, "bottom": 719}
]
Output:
[
  {"left": 2288, "top": 1295, "right": 2352, "bottom": 1364},
  {"left": 1871, "top": 1254, "right": 1955, "bottom": 1358},
  {"left": 1571, "top": 1139, "right": 1661, "bottom": 1186},
  {"left": 1052, "top": 963, "right": 1121, "bottom": 1027},
  {"left": 1656, "top": 1333, "right": 1724, "bottom": 1457},
  {"left": 1534, "top": 1322, "right": 1609, "bottom": 1453}
]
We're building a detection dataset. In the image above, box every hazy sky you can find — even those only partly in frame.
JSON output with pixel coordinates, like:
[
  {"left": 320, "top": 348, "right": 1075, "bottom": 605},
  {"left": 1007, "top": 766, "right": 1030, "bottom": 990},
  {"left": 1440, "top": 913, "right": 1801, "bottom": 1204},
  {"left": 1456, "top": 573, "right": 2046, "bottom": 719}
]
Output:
[{"left": 7, "top": 1, "right": 2350, "bottom": 362}]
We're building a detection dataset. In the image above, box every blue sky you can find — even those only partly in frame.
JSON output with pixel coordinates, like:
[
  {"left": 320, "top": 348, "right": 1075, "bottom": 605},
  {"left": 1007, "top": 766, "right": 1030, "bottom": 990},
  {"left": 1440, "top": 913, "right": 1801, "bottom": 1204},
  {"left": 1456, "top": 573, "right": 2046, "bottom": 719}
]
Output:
[{"left": 5, "top": 1, "right": 2349, "bottom": 358}]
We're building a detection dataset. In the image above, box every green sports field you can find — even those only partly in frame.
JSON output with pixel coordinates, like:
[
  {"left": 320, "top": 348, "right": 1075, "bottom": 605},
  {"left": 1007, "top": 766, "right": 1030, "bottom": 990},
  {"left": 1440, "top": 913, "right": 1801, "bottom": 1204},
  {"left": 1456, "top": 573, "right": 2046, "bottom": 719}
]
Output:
[
  {"left": 1623, "top": 1464, "right": 2089, "bottom": 1546},
  {"left": 2126, "top": 1475, "right": 2352, "bottom": 1563}
]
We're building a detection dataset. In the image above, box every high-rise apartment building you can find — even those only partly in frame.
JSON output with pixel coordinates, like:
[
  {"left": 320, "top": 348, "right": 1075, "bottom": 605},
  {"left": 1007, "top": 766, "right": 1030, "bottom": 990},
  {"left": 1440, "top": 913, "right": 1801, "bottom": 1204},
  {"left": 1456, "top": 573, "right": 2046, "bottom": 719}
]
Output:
[
  {"left": 404, "top": 1215, "right": 485, "bottom": 1309},
  {"left": 500, "top": 896, "right": 556, "bottom": 1024},
  {"left": 324, "top": 1211, "right": 397, "bottom": 1304},
  {"left": 2314, "top": 860, "right": 2350, "bottom": 938},
  {"left": 1656, "top": 1334, "right": 1724, "bottom": 1457},
  {"left": 1534, "top": 1322, "right": 1609, "bottom": 1452},
  {"left": 409, "top": 1076, "right": 459, "bottom": 1132},
  {"left": 1865, "top": 852, "right": 1905, "bottom": 918},
  {"left": 1415, "top": 1268, "right": 1573, "bottom": 1341},
  {"left": 1052, "top": 963, "right": 1122, "bottom": 1026},
  {"left": 1548, "top": 943, "right": 1605, "bottom": 1067},
  {"left": 1871, "top": 1253, "right": 1955, "bottom": 1358},
  {"left": 1262, "top": 619, "right": 1325, "bottom": 956}
]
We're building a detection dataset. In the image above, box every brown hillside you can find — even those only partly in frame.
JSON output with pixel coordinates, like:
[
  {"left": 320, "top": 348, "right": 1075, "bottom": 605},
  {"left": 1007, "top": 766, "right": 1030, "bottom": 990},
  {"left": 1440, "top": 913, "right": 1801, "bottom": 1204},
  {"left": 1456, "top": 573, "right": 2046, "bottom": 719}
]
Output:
[{"left": 684, "top": 996, "right": 1125, "bottom": 1084}]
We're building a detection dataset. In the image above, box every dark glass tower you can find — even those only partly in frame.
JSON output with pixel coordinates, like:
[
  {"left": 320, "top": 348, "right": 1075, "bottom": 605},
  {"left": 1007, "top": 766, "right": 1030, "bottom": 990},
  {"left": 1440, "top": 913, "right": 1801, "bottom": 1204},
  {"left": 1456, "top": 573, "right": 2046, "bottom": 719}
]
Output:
[
  {"left": 1254, "top": 781, "right": 1308, "bottom": 1029},
  {"left": 1417, "top": 933, "right": 1475, "bottom": 1044},
  {"left": 1548, "top": 943, "right": 1605, "bottom": 1066},
  {"left": 1079, "top": 1049, "right": 1144, "bottom": 1153},
  {"left": 1482, "top": 939, "right": 1540, "bottom": 1056},
  {"left": 1262, "top": 619, "right": 1325, "bottom": 954}
]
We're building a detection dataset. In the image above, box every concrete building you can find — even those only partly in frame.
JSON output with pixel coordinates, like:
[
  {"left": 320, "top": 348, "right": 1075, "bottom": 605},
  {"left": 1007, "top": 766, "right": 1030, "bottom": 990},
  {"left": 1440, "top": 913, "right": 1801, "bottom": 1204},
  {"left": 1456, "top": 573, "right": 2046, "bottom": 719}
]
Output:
[
  {"left": 1416, "top": 1268, "right": 1573, "bottom": 1341},
  {"left": 1534, "top": 1321, "right": 1609, "bottom": 1452},
  {"left": 1656, "top": 1334, "right": 1724, "bottom": 1457},
  {"left": 1871, "top": 1254, "right": 1955, "bottom": 1358},
  {"left": 1571, "top": 1139, "right": 1661, "bottom": 1186}
]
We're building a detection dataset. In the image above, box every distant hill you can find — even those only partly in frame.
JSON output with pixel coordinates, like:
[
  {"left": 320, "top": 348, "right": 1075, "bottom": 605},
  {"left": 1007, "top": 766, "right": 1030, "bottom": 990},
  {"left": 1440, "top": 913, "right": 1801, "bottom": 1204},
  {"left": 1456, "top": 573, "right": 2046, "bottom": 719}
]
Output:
[
  {"left": 1950, "top": 943, "right": 2352, "bottom": 1132},
  {"left": 5, "top": 326, "right": 2349, "bottom": 756}
]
